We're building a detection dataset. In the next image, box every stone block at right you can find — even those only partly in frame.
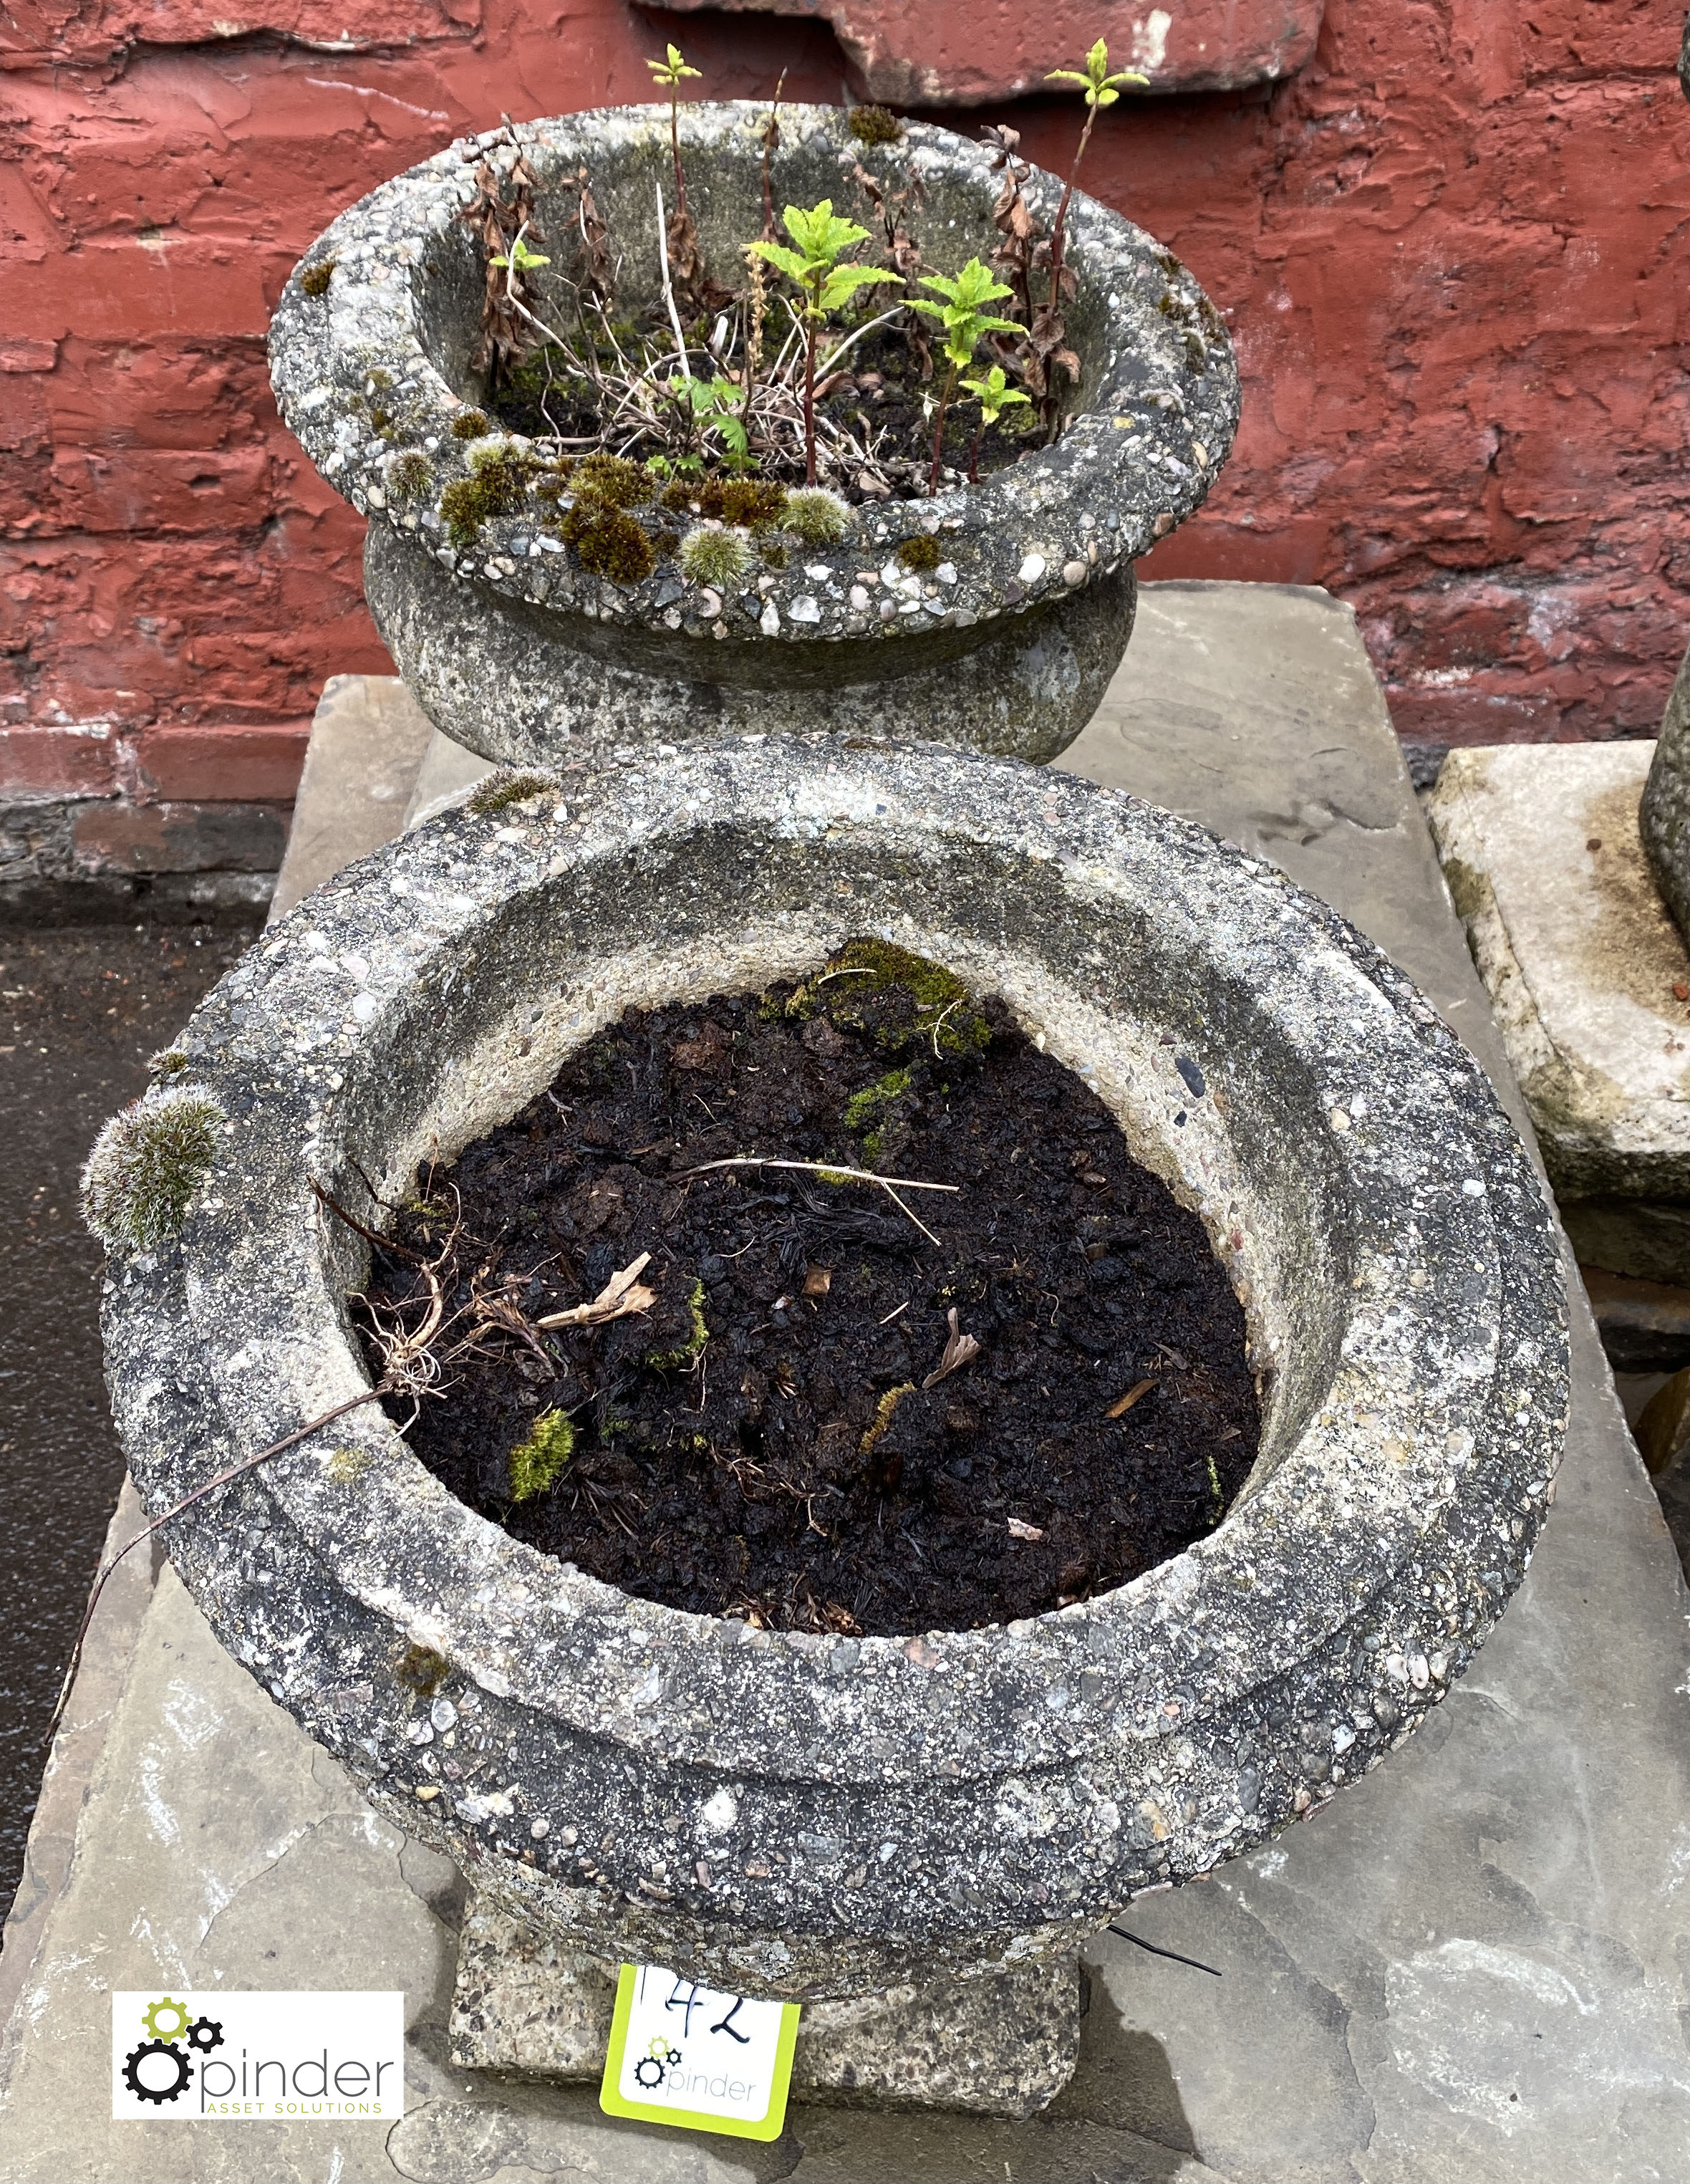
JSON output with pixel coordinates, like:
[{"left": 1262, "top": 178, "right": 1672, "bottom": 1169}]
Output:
[{"left": 1427, "top": 741, "right": 1690, "bottom": 1283}]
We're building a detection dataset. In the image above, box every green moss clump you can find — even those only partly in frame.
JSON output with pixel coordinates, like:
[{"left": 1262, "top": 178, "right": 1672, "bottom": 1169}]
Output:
[
  {"left": 859, "top": 1382, "right": 914, "bottom": 1456},
  {"left": 388, "top": 451, "right": 435, "bottom": 503},
  {"left": 646, "top": 1280, "right": 709, "bottom": 1370},
  {"left": 660, "top": 475, "right": 786, "bottom": 529},
  {"left": 439, "top": 448, "right": 535, "bottom": 547},
  {"left": 397, "top": 1643, "right": 450, "bottom": 1695},
  {"left": 507, "top": 1409, "right": 576, "bottom": 1504},
  {"left": 299, "top": 258, "right": 335, "bottom": 296},
  {"left": 146, "top": 1047, "right": 189, "bottom": 1077},
  {"left": 780, "top": 488, "right": 851, "bottom": 546},
  {"left": 678, "top": 524, "right": 755, "bottom": 590},
  {"left": 562, "top": 499, "right": 655, "bottom": 582},
  {"left": 825, "top": 938, "right": 963, "bottom": 1008},
  {"left": 465, "top": 766, "right": 560, "bottom": 817},
  {"left": 848, "top": 105, "right": 902, "bottom": 146},
  {"left": 896, "top": 532, "right": 942, "bottom": 574},
  {"left": 574, "top": 452, "right": 652, "bottom": 508},
  {"left": 816, "top": 936, "right": 993, "bottom": 1057},
  {"left": 844, "top": 1067, "right": 912, "bottom": 1133},
  {"left": 759, "top": 539, "right": 787, "bottom": 569},
  {"left": 79, "top": 1086, "right": 223, "bottom": 1251},
  {"left": 450, "top": 408, "right": 491, "bottom": 440},
  {"left": 718, "top": 478, "right": 786, "bottom": 529}
]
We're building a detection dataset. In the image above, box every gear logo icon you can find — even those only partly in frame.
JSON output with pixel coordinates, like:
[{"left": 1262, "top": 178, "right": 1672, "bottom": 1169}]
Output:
[
  {"left": 632, "top": 2036, "right": 682, "bottom": 2089},
  {"left": 140, "top": 1996, "right": 191, "bottom": 2042},
  {"left": 187, "top": 2016, "right": 224, "bottom": 2054},
  {"left": 123, "top": 2038, "right": 193, "bottom": 2104}
]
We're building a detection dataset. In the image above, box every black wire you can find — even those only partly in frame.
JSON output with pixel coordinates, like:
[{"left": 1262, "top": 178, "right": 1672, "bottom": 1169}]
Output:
[{"left": 1106, "top": 1923, "right": 1223, "bottom": 1978}]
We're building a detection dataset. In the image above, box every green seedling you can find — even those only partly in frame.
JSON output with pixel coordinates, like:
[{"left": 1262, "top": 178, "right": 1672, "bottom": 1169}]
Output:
[
  {"left": 647, "top": 42, "right": 702, "bottom": 221},
  {"left": 958, "top": 361, "right": 1031, "bottom": 479},
  {"left": 907, "top": 257, "right": 1020, "bottom": 494},
  {"left": 670, "top": 373, "right": 751, "bottom": 466},
  {"left": 750, "top": 201, "right": 888, "bottom": 484},
  {"left": 1046, "top": 39, "right": 1147, "bottom": 310},
  {"left": 490, "top": 234, "right": 550, "bottom": 276}
]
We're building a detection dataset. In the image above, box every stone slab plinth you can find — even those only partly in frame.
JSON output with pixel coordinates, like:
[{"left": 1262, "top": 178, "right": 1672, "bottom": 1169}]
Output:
[
  {"left": 1426, "top": 740, "right": 1690, "bottom": 1282},
  {"left": 4, "top": 584, "right": 1686, "bottom": 2184}
]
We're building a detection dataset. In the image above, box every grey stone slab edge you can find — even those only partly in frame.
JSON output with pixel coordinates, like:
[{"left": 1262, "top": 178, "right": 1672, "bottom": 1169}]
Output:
[
  {"left": 0, "top": 1478, "right": 159, "bottom": 2046},
  {"left": 268, "top": 673, "right": 438, "bottom": 925},
  {"left": 6, "top": 584, "right": 1685, "bottom": 2184},
  {"left": 1426, "top": 744, "right": 1690, "bottom": 1205}
]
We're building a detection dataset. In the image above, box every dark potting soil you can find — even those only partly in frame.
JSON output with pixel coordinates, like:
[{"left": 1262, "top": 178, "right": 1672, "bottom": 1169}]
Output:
[
  {"left": 354, "top": 942, "right": 1259, "bottom": 1636},
  {"left": 490, "top": 323, "right": 1035, "bottom": 501}
]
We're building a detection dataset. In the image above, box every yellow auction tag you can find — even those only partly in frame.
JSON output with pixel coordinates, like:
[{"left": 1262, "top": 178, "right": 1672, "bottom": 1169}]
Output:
[{"left": 599, "top": 1963, "right": 801, "bottom": 2140}]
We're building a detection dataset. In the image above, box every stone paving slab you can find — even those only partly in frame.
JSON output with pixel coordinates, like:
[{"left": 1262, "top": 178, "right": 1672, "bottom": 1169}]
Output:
[
  {"left": 267, "top": 674, "right": 436, "bottom": 925},
  {"left": 4, "top": 582, "right": 1686, "bottom": 2184},
  {"left": 1426, "top": 741, "right": 1690, "bottom": 1284}
]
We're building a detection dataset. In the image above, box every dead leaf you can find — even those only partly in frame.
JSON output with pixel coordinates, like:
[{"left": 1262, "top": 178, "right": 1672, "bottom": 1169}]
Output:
[
  {"left": 803, "top": 1264, "right": 833, "bottom": 1297},
  {"left": 671, "top": 1021, "right": 730, "bottom": 1071},
  {"left": 1106, "top": 1377, "right": 1157, "bottom": 1420},
  {"left": 1007, "top": 1516, "right": 1046, "bottom": 1541},
  {"left": 473, "top": 1290, "right": 554, "bottom": 1367},
  {"left": 922, "top": 1306, "right": 981, "bottom": 1390},
  {"left": 536, "top": 1253, "right": 656, "bottom": 1329}
]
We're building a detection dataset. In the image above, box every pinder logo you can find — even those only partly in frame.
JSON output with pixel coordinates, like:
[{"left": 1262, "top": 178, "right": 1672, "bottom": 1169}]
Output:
[{"left": 111, "top": 1992, "right": 405, "bottom": 2121}]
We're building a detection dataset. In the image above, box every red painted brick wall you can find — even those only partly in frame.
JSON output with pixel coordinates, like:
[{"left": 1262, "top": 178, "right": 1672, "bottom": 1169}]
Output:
[{"left": 1, "top": 0, "right": 1684, "bottom": 845}]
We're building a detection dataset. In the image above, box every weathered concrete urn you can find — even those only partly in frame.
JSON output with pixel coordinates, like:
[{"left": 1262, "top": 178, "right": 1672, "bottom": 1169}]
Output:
[
  {"left": 267, "top": 105, "right": 1239, "bottom": 768},
  {"left": 100, "top": 739, "right": 1565, "bottom": 2009}
]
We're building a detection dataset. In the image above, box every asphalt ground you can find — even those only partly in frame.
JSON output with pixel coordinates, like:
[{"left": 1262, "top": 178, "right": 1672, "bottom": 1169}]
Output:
[{"left": 0, "top": 920, "right": 257, "bottom": 1924}]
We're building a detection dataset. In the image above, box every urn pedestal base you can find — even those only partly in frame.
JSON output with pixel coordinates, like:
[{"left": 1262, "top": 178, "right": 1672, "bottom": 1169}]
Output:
[{"left": 448, "top": 1897, "right": 1082, "bottom": 2120}]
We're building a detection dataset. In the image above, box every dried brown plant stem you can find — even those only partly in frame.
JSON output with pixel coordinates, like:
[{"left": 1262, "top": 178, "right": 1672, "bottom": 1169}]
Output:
[
  {"left": 760, "top": 71, "right": 786, "bottom": 241},
  {"left": 802, "top": 314, "right": 819, "bottom": 484},
  {"left": 655, "top": 182, "right": 692, "bottom": 381},
  {"left": 536, "top": 1253, "right": 657, "bottom": 1328},
  {"left": 44, "top": 1385, "right": 392, "bottom": 1751},
  {"left": 927, "top": 359, "right": 959, "bottom": 496},
  {"left": 668, "top": 87, "right": 687, "bottom": 221},
  {"left": 741, "top": 245, "right": 766, "bottom": 441},
  {"left": 673, "top": 1155, "right": 957, "bottom": 1249},
  {"left": 1048, "top": 100, "right": 1099, "bottom": 315}
]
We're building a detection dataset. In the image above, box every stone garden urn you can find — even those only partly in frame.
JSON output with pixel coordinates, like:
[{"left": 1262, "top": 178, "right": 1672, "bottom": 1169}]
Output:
[
  {"left": 97, "top": 739, "right": 1567, "bottom": 2088},
  {"left": 266, "top": 104, "right": 1238, "bottom": 767},
  {"left": 1641, "top": 610, "right": 1690, "bottom": 942}
]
